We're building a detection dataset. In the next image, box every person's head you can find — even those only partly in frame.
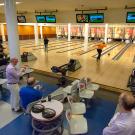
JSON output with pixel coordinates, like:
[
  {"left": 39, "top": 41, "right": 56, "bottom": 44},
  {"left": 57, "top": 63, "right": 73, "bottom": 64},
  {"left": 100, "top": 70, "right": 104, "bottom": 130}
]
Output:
[
  {"left": 10, "top": 58, "right": 18, "bottom": 66},
  {"left": 27, "top": 77, "right": 36, "bottom": 87},
  {"left": 118, "top": 92, "right": 135, "bottom": 112}
]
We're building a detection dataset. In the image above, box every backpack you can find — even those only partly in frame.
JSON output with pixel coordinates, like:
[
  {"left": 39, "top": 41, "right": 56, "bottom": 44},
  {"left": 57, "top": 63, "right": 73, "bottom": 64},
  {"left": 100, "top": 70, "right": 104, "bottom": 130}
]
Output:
[{"left": 131, "top": 68, "right": 135, "bottom": 77}]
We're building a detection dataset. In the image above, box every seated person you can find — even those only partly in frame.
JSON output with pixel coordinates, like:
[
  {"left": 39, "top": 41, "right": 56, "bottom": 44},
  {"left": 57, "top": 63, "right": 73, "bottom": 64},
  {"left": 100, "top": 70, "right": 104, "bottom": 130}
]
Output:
[
  {"left": 103, "top": 92, "right": 135, "bottom": 135},
  {"left": 19, "top": 77, "right": 42, "bottom": 109}
]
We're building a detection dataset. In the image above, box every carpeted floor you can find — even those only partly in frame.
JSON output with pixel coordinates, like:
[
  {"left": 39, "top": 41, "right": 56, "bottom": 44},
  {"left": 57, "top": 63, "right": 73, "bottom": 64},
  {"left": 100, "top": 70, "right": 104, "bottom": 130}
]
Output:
[{"left": 0, "top": 82, "right": 117, "bottom": 135}]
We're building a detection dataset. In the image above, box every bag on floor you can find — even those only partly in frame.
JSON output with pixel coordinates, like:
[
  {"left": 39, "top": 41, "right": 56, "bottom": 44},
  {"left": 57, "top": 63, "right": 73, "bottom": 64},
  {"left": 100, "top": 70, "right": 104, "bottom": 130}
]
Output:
[
  {"left": 131, "top": 68, "right": 135, "bottom": 77},
  {"left": 21, "top": 52, "right": 28, "bottom": 62}
]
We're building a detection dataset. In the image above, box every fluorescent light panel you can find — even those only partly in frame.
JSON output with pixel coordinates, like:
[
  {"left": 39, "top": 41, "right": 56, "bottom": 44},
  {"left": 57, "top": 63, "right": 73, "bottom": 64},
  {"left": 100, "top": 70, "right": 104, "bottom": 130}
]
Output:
[{"left": 0, "top": 2, "right": 22, "bottom": 6}]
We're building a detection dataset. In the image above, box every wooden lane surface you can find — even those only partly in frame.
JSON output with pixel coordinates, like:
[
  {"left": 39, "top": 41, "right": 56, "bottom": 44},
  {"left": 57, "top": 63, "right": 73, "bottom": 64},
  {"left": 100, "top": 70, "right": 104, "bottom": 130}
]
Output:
[
  {"left": 101, "top": 43, "right": 125, "bottom": 59},
  {"left": 25, "top": 46, "right": 134, "bottom": 92},
  {"left": 56, "top": 41, "right": 96, "bottom": 53},
  {"left": 79, "top": 42, "right": 117, "bottom": 57},
  {"left": 118, "top": 44, "right": 135, "bottom": 63},
  {"left": 4, "top": 39, "right": 135, "bottom": 92},
  {"left": 33, "top": 42, "right": 83, "bottom": 51}
]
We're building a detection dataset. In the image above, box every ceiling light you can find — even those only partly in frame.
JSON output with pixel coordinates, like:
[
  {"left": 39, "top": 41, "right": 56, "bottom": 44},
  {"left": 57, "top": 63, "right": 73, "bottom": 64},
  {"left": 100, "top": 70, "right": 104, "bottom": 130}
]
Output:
[{"left": 0, "top": 2, "right": 22, "bottom": 6}]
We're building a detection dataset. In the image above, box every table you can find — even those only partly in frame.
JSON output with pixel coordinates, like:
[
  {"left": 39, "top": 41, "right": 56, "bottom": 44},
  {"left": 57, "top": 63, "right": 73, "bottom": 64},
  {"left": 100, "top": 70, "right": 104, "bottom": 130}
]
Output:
[
  {"left": 31, "top": 100, "right": 64, "bottom": 135},
  {"left": 22, "top": 68, "right": 34, "bottom": 78},
  {"left": 0, "top": 79, "right": 7, "bottom": 99},
  {"left": 31, "top": 100, "right": 63, "bottom": 121}
]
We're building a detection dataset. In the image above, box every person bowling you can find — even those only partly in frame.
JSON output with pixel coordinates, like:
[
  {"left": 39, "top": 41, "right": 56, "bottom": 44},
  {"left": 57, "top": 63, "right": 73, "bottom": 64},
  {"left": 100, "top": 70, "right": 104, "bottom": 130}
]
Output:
[
  {"left": 44, "top": 37, "right": 49, "bottom": 53},
  {"left": 96, "top": 42, "right": 106, "bottom": 61}
]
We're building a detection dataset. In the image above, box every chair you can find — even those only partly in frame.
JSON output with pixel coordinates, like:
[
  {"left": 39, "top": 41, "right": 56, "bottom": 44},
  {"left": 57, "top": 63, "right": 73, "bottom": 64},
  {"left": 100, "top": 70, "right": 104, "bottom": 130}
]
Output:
[
  {"left": 86, "top": 83, "right": 100, "bottom": 91},
  {"left": 67, "top": 95, "right": 86, "bottom": 115},
  {"left": 80, "top": 78, "right": 100, "bottom": 91},
  {"left": 63, "top": 80, "right": 80, "bottom": 95},
  {"left": 66, "top": 109, "right": 88, "bottom": 135},
  {"left": 78, "top": 81, "right": 94, "bottom": 107}
]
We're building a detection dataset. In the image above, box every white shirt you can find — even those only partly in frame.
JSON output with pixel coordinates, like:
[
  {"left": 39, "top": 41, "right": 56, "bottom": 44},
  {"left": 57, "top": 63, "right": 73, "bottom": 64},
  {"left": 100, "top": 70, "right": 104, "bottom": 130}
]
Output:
[
  {"left": 103, "top": 109, "right": 135, "bottom": 135},
  {"left": 6, "top": 63, "right": 21, "bottom": 84}
]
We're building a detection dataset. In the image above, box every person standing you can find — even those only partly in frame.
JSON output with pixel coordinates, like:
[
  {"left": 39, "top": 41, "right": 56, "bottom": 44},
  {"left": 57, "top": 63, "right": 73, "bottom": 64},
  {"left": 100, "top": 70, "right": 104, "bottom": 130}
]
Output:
[
  {"left": 6, "top": 58, "right": 25, "bottom": 111},
  {"left": 103, "top": 92, "right": 135, "bottom": 135},
  {"left": 44, "top": 37, "right": 49, "bottom": 52},
  {"left": 96, "top": 42, "right": 106, "bottom": 61}
]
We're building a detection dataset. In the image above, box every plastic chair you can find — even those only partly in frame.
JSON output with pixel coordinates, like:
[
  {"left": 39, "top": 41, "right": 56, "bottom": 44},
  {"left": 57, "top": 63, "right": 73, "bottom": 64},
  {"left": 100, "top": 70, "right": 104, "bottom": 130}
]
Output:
[
  {"left": 63, "top": 80, "right": 80, "bottom": 95},
  {"left": 86, "top": 83, "right": 100, "bottom": 91},
  {"left": 80, "top": 78, "right": 100, "bottom": 91},
  {"left": 78, "top": 82, "right": 94, "bottom": 107},
  {"left": 66, "top": 109, "right": 88, "bottom": 135},
  {"left": 67, "top": 95, "right": 86, "bottom": 115}
]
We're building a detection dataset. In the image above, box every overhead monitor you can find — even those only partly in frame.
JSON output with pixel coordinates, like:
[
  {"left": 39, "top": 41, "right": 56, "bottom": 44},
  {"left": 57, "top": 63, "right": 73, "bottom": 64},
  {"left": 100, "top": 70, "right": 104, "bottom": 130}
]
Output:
[
  {"left": 45, "top": 15, "right": 56, "bottom": 23},
  {"left": 76, "top": 14, "right": 89, "bottom": 23},
  {"left": 89, "top": 13, "right": 104, "bottom": 23},
  {"left": 17, "top": 16, "right": 26, "bottom": 23},
  {"left": 126, "top": 12, "right": 135, "bottom": 23},
  {"left": 36, "top": 15, "right": 46, "bottom": 23}
]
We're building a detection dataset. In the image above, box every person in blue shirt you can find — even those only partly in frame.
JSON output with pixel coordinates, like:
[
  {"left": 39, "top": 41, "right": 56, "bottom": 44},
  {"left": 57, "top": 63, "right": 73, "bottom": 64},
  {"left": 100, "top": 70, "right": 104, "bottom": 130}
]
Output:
[{"left": 19, "top": 77, "right": 42, "bottom": 109}]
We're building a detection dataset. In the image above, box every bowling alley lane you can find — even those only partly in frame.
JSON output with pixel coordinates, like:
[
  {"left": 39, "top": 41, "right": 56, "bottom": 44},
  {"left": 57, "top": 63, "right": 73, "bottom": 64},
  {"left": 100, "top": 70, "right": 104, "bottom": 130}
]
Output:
[
  {"left": 57, "top": 41, "right": 96, "bottom": 54},
  {"left": 101, "top": 43, "right": 126, "bottom": 60},
  {"left": 118, "top": 43, "right": 135, "bottom": 64}
]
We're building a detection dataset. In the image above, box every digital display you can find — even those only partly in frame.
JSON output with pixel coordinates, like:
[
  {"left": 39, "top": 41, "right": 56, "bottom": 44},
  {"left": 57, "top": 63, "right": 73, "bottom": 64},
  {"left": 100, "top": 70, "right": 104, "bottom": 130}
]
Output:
[
  {"left": 36, "top": 15, "right": 46, "bottom": 23},
  {"left": 76, "top": 14, "right": 89, "bottom": 23},
  {"left": 17, "top": 16, "right": 26, "bottom": 23},
  {"left": 45, "top": 15, "right": 56, "bottom": 23},
  {"left": 126, "top": 12, "right": 135, "bottom": 23},
  {"left": 89, "top": 13, "right": 104, "bottom": 23}
]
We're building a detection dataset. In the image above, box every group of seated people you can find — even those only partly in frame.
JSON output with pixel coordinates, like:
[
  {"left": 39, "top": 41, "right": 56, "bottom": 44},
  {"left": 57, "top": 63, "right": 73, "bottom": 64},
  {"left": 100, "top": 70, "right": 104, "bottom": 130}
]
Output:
[
  {"left": 5, "top": 57, "right": 135, "bottom": 135},
  {"left": 20, "top": 78, "right": 135, "bottom": 135},
  {"left": 0, "top": 44, "right": 9, "bottom": 66}
]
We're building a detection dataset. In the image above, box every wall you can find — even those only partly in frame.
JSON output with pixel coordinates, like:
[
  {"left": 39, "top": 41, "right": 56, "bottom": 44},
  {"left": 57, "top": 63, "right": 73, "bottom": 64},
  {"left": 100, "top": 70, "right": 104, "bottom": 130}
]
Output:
[
  {"left": 0, "top": 25, "right": 56, "bottom": 40},
  {"left": 42, "top": 26, "right": 56, "bottom": 38},
  {"left": 18, "top": 25, "right": 35, "bottom": 40},
  {"left": 0, "top": 8, "right": 135, "bottom": 23}
]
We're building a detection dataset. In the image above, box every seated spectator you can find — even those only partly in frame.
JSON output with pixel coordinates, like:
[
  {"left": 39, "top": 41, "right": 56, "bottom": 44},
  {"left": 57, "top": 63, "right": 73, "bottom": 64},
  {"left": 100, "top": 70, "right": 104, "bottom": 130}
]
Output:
[
  {"left": 103, "top": 92, "right": 135, "bottom": 135},
  {"left": 19, "top": 77, "right": 42, "bottom": 110}
]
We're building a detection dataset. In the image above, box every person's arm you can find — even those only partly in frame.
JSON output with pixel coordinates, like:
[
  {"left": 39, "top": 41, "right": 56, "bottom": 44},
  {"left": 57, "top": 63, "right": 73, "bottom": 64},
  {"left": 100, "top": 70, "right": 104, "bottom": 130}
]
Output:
[
  {"left": 8, "top": 68, "right": 20, "bottom": 78},
  {"left": 103, "top": 113, "right": 124, "bottom": 135},
  {"left": 9, "top": 67, "right": 25, "bottom": 77},
  {"left": 34, "top": 90, "right": 42, "bottom": 99},
  {"left": 103, "top": 123, "right": 124, "bottom": 135}
]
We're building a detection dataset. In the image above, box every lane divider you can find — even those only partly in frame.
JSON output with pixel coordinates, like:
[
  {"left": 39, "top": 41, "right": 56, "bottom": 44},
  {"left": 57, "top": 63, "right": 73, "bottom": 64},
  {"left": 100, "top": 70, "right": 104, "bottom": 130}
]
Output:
[
  {"left": 56, "top": 41, "right": 97, "bottom": 53},
  {"left": 92, "top": 43, "right": 121, "bottom": 58},
  {"left": 33, "top": 42, "right": 84, "bottom": 51},
  {"left": 112, "top": 43, "right": 132, "bottom": 61}
]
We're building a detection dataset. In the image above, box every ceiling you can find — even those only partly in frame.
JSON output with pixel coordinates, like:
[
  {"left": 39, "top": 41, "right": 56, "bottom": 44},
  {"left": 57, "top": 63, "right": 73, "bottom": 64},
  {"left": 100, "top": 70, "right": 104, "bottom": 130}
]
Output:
[{"left": 0, "top": 0, "right": 135, "bottom": 13}]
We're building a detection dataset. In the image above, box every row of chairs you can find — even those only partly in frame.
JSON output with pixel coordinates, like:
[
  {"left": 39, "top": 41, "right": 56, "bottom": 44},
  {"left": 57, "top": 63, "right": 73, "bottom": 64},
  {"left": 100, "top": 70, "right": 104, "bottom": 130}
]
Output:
[
  {"left": 66, "top": 95, "right": 87, "bottom": 134},
  {"left": 63, "top": 78, "right": 99, "bottom": 107},
  {"left": 63, "top": 78, "right": 100, "bottom": 134}
]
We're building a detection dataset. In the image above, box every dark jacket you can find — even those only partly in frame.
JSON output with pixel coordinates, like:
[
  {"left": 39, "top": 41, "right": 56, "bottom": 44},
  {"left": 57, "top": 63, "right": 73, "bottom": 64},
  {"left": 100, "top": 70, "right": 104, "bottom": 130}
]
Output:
[{"left": 44, "top": 38, "right": 49, "bottom": 44}]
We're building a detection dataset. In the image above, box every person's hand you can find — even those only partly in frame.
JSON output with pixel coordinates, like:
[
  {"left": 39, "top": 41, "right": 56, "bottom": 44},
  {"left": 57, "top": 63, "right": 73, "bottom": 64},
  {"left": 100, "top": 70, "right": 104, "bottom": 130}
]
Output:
[{"left": 20, "top": 67, "right": 26, "bottom": 72}]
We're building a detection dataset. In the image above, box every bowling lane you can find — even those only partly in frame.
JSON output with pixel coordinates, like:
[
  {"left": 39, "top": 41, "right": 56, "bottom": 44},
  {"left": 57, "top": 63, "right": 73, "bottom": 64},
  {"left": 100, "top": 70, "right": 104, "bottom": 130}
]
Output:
[
  {"left": 101, "top": 43, "right": 126, "bottom": 59},
  {"left": 71, "top": 41, "right": 101, "bottom": 55},
  {"left": 56, "top": 41, "right": 96, "bottom": 54},
  {"left": 82, "top": 42, "right": 118, "bottom": 57},
  {"left": 33, "top": 41, "right": 83, "bottom": 51},
  {"left": 118, "top": 44, "right": 135, "bottom": 64},
  {"left": 21, "top": 39, "right": 69, "bottom": 48}
]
